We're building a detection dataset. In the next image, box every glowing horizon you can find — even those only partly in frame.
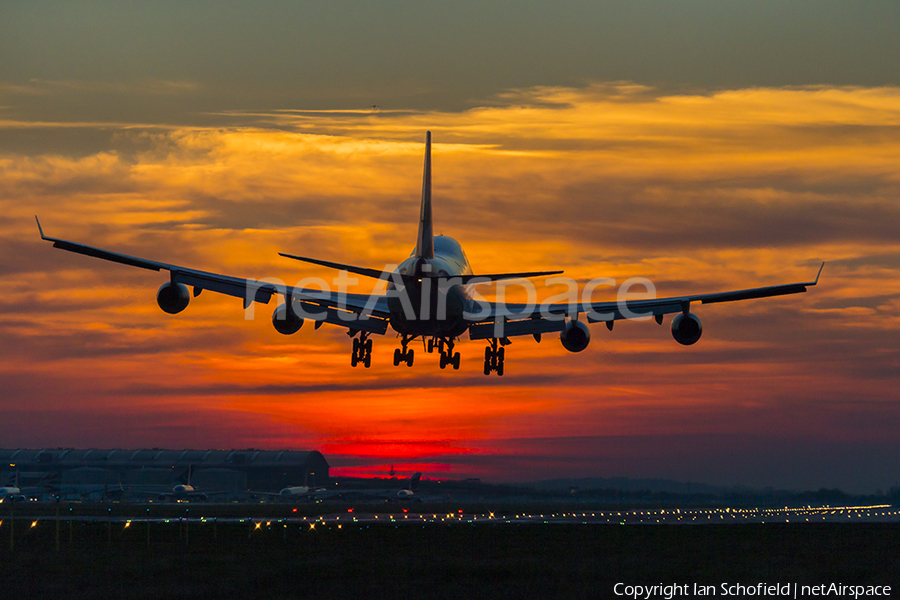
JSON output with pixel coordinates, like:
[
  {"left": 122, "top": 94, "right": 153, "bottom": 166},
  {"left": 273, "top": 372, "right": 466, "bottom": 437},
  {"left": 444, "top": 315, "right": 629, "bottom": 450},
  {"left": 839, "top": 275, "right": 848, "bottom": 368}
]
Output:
[{"left": 1, "top": 80, "right": 899, "bottom": 493}]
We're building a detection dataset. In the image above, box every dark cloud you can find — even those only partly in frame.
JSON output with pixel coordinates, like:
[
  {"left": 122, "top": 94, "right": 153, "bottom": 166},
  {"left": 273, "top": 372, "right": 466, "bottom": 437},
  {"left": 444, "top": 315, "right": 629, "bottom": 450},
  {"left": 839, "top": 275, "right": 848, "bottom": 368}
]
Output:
[
  {"left": 812, "top": 293, "right": 900, "bottom": 310},
  {"left": 441, "top": 176, "right": 900, "bottom": 251},
  {"left": 0, "top": 407, "right": 310, "bottom": 450},
  {"left": 2, "top": 0, "right": 899, "bottom": 126},
  {"left": 475, "top": 434, "right": 900, "bottom": 493},
  {"left": 827, "top": 253, "right": 900, "bottom": 271},
  {"left": 0, "top": 318, "right": 246, "bottom": 363},
  {"left": 111, "top": 372, "right": 570, "bottom": 398}
]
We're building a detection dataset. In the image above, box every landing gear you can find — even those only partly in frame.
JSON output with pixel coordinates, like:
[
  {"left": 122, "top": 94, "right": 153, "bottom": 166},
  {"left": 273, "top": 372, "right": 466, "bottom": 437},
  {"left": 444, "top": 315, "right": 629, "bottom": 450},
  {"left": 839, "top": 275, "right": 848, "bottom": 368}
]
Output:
[
  {"left": 393, "top": 335, "right": 415, "bottom": 367},
  {"left": 350, "top": 331, "right": 373, "bottom": 368},
  {"left": 436, "top": 338, "right": 460, "bottom": 370},
  {"left": 483, "top": 339, "right": 505, "bottom": 376}
]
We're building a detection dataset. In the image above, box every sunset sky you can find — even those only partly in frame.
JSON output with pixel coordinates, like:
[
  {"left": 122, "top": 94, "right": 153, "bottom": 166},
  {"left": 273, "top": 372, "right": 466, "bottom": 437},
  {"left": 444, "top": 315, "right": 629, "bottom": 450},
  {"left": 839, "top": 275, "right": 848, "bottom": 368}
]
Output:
[{"left": 2, "top": 1, "right": 899, "bottom": 493}]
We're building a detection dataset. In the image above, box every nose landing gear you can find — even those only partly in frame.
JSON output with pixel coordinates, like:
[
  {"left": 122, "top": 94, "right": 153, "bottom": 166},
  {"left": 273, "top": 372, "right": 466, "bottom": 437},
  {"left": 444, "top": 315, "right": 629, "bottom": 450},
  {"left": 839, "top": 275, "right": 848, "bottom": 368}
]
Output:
[
  {"left": 483, "top": 338, "right": 506, "bottom": 376},
  {"left": 351, "top": 331, "right": 373, "bottom": 368}
]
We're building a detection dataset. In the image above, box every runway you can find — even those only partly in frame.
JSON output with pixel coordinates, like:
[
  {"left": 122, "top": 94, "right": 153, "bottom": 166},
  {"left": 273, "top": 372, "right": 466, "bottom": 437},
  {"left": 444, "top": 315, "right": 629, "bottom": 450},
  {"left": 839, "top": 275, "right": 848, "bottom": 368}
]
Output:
[
  {"left": 4, "top": 502, "right": 898, "bottom": 528},
  {"left": 3, "top": 502, "right": 897, "bottom": 599}
]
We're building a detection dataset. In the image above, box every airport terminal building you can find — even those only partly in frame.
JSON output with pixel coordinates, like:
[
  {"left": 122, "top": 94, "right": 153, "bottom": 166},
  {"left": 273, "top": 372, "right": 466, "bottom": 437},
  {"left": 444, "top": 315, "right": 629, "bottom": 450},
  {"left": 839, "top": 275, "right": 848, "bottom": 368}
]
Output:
[{"left": 0, "top": 448, "right": 329, "bottom": 499}]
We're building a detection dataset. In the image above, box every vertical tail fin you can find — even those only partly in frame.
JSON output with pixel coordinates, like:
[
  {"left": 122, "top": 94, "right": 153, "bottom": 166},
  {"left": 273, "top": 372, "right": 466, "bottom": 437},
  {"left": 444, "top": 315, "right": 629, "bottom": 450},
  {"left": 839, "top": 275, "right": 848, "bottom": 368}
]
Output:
[{"left": 414, "top": 131, "right": 434, "bottom": 259}]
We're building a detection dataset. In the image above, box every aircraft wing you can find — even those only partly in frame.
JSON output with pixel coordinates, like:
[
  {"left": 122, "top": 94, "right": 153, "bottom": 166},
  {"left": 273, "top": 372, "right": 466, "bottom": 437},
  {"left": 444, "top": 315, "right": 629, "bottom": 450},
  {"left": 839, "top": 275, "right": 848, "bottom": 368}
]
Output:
[
  {"left": 36, "top": 217, "right": 391, "bottom": 332},
  {"left": 467, "top": 264, "right": 824, "bottom": 340}
]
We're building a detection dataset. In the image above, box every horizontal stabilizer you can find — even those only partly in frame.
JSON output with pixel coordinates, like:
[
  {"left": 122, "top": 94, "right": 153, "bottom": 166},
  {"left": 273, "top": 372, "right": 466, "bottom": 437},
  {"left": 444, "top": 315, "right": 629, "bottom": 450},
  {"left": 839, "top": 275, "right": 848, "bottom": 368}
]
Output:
[
  {"left": 280, "top": 252, "right": 562, "bottom": 283},
  {"left": 278, "top": 253, "right": 391, "bottom": 279},
  {"left": 460, "top": 271, "right": 563, "bottom": 283}
]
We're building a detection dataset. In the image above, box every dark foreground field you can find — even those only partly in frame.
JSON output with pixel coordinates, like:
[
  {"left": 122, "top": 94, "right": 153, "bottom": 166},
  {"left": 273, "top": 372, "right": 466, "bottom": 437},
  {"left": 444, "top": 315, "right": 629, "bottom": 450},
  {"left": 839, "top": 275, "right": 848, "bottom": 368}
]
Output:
[{"left": 2, "top": 519, "right": 898, "bottom": 599}]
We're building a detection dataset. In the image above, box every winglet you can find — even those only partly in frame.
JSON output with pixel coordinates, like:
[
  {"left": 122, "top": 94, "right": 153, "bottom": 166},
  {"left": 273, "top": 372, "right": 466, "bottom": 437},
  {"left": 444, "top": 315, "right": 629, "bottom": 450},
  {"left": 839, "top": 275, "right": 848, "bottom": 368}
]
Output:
[
  {"left": 813, "top": 261, "right": 825, "bottom": 285},
  {"left": 35, "top": 216, "right": 47, "bottom": 240}
]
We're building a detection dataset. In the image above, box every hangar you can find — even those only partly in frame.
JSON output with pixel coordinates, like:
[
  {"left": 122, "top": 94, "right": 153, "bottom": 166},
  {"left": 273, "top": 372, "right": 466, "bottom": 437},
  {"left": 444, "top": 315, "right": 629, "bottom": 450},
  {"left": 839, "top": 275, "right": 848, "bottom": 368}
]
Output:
[{"left": 0, "top": 448, "right": 329, "bottom": 499}]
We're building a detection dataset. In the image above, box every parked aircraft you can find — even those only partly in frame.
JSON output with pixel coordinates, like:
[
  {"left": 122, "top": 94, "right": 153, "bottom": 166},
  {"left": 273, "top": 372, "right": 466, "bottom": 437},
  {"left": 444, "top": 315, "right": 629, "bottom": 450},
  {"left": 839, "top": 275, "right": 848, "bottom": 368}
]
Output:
[
  {"left": 247, "top": 473, "right": 327, "bottom": 500},
  {"left": 127, "top": 465, "right": 225, "bottom": 502},
  {"left": 319, "top": 472, "right": 422, "bottom": 502},
  {"left": 0, "top": 471, "right": 57, "bottom": 502},
  {"left": 37, "top": 132, "right": 823, "bottom": 375},
  {"left": 0, "top": 471, "right": 25, "bottom": 502},
  {"left": 367, "top": 471, "right": 421, "bottom": 501}
]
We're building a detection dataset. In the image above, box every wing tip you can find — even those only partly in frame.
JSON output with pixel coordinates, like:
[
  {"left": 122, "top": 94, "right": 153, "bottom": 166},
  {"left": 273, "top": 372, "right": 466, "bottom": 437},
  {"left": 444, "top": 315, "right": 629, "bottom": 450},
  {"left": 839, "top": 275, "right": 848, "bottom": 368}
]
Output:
[
  {"left": 35, "top": 215, "right": 46, "bottom": 239},
  {"left": 814, "top": 261, "right": 825, "bottom": 285}
]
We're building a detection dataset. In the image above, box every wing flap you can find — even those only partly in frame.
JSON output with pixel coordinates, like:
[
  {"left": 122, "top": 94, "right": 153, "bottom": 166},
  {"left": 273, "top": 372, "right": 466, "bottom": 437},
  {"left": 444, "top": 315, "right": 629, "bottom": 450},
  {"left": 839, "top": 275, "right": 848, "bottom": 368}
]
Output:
[
  {"left": 294, "top": 299, "right": 389, "bottom": 334},
  {"left": 469, "top": 317, "right": 565, "bottom": 340}
]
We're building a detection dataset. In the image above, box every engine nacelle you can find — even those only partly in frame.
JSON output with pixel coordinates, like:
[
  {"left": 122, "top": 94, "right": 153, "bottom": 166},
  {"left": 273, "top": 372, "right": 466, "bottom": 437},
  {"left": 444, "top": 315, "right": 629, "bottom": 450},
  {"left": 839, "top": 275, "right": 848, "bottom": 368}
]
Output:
[
  {"left": 671, "top": 312, "right": 702, "bottom": 346},
  {"left": 272, "top": 303, "right": 303, "bottom": 335},
  {"left": 156, "top": 282, "right": 190, "bottom": 314},
  {"left": 560, "top": 319, "right": 591, "bottom": 353}
]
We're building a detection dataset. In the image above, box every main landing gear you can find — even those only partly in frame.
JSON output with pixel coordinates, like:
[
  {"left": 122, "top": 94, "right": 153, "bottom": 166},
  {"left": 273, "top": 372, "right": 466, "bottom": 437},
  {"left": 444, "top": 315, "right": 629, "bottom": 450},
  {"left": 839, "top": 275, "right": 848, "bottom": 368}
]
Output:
[
  {"left": 427, "top": 337, "right": 460, "bottom": 370},
  {"left": 483, "top": 338, "right": 506, "bottom": 376},
  {"left": 350, "top": 331, "right": 373, "bottom": 368},
  {"left": 393, "top": 335, "right": 415, "bottom": 367}
]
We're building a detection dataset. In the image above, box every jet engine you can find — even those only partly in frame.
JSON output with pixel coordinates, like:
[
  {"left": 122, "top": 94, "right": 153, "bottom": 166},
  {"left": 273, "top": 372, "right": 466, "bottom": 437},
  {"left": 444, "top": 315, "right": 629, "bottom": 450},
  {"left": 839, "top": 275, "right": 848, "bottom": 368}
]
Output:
[
  {"left": 671, "top": 312, "right": 702, "bottom": 346},
  {"left": 272, "top": 303, "right": 303, "bottom": 335},
  {"left": 560, "top": 319, "right": 591, "bottom": 353},
  {"left": 156, "top": 282, "right": 190, "bottom": 314}
]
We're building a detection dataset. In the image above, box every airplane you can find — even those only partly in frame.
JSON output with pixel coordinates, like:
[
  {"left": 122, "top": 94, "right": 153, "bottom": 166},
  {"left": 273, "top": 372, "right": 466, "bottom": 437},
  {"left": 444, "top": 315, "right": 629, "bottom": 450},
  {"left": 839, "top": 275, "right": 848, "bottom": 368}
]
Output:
[
  {"left": 0, "top": 471, "right": 58, "bottom": 502},
  {"left": 247, "top": 473, "right": 327, "bottom": 500},
  {"left": 156, "top": 465, "right": 230, "bottom": 501},
  {"left": 128, "top": 465, "right": 225, "bottom": 502},
  {"left": 36, "top": 132, "right": 824, "bottom": 375},
  {"left": 372, "top": 471, "right": 421, "bottom": 501},
  {"left": 317, "top": 472, "right": 422, "bottom": 503},
  {"left": 0, "top": 471, "right": 25, "bottom": 502}
]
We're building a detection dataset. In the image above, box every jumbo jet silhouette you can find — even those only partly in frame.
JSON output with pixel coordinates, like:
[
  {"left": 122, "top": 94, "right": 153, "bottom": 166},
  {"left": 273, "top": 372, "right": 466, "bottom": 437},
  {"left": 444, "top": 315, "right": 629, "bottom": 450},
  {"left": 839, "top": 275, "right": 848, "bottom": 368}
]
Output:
[{"left": 37, "top": 132, "right": 822, "bottom": 375}]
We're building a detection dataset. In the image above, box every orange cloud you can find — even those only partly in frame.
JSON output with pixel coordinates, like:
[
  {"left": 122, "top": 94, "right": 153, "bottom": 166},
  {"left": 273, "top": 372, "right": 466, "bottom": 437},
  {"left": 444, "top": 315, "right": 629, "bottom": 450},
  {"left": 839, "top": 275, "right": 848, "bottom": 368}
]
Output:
[{"left": 1, "top": 83, "right": 899, "bottom": 490}]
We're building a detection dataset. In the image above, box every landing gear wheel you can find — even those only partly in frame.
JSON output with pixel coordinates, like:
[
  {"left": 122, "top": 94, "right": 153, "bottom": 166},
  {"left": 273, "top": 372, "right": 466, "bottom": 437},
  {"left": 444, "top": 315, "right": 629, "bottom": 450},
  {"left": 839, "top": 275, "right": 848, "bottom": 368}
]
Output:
[
  {"left": 482, "top": 339, "right": 506, "bottom": 375},
  {"left": 394, "top": 335, "right": 415, "bottom": 367},
  {"left": 452, "top": 352, "right": 460, "bottom": 370},
  {"left": 427, "top": 339, "right": 434, "bottom": 353},
  {"left": 351, "top": 333, "right": 372, "bottom": 367},
  {"left": 439, "top": 353, "right": 447, "bottom": 369}
]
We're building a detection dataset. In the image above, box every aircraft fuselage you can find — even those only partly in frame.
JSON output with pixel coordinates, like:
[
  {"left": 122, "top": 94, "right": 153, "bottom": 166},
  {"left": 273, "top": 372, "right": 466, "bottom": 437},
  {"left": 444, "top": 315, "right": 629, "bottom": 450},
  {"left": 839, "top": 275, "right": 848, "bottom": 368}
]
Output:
[{"left": 387, "top": 235, "right": 474, "bottom": 338}]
